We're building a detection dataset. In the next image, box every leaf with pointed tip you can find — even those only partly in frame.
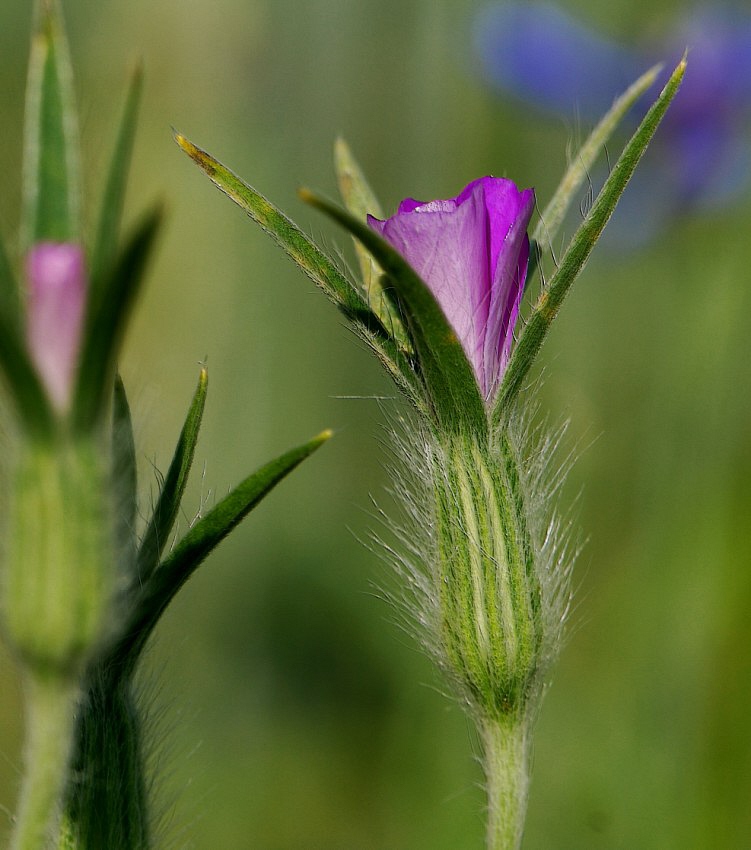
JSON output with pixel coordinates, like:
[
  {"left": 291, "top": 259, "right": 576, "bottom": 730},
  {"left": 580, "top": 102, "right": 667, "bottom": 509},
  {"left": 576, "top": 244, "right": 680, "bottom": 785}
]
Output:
[
  {"left": 73, "top": 206, "right": 163, "bottom": 433},
  {"left": 334, "top": 137, "right": 384, "bottom": 287},
  {"left": 175, "top": 132, "right": 423, "bottom": 409},
  {"left": 0, "top": 229, "right": 20, "bottom": 331},
  {"left": 0, "top": 328, "right": 53, "bottom": 440},
  {"left": 301, "top": 190, "right": 488, "bottom": 437},
  {"left": 112, "top": 374, "right": 138, "bottom": 577},
  {"left": 528, "top": 62, "right": 662, "bottom": 281},
  {"left": 493, "top": 57, "right": 686, "bottom": 427},
  {"left": 334, "top": 138, "right": 410, "bottom": 351},
  {"left": 22, "top": 0, "right": 81, "bottom": 246},
  {"left": 90, "top": 64, "right": 143, "bottom": 292},
  {"left": 175, "top": 133, "right": 366, "bottom": 312},
  {"left": 112, "top": 429, "right": 332, "bottom": 675},
  {"left": 0, "top": 231, "right": 53, "bottom": 438},
  {"left": 137, "top": 367, "right": 208, "bottom": 582}
]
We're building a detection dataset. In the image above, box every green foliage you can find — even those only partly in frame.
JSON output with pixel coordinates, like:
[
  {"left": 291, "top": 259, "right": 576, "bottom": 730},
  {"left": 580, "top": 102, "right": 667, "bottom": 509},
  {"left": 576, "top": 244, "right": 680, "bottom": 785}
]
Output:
[
  {"left": 175, "top": 132, "right": 425, "bottom": 412},
  {"left": 0, "top": 231, "right": 53, "bottom": 439},
  {"left": 73, "top": 207, "right": 163, "bottom": 433},
  {"left": 493, "top": 58, "right": 686, "bottom": 427},
  {"left": 528, "top": 62, "right": 662, "bottom": 281},
  {"left": 22, "top": 0, "right": 80, "bottom": 246},
  {"left": 93, "top": 371, "right": 331, "bottom": 682},
  {"left": 60, "top": 376, "right": 331, "bottom": 846},
  {"left": 90, "top": 65, "right": 144, "bottom": 290},
  {"left": 111, "top": 375, "right": 138, "bottom": 580},
  {"left": 136, "top": 367, "right": 208, "bottom": 585},
  {"left": 116, "top": 427, "right": 332, "bottom": 674},
  {"left": 334, "top": 138, "right": 410, "bottom": 350},
  {"left": 175, "top": 134, "right": 363, "bottom": 311}
]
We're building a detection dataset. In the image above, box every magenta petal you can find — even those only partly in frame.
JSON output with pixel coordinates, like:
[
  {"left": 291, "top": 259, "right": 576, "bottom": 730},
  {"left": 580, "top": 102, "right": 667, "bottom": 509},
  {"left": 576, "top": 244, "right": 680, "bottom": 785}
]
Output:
[
  {"left": 398, "top": 197, "right": 427, "bottom": 214},
  {"left": 26, "top": 243, "right": 87, "bottom": 413},
  {"left": 368, "top": 177, "right": 534, "bottom": 401},
  {"left": 483, "top": 185, "right": 535, "bottom": 398},
  {"left": 378, "top": 185, "right": 491, "bottom": 390}
]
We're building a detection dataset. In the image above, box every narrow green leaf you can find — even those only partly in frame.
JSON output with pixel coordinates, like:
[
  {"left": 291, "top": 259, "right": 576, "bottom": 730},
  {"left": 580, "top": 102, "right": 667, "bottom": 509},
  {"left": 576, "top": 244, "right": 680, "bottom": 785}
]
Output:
[
  {"left": 0, "top": 229, "right": 20, "bottom": 333},
  {"left": 175, "top": 131, "right": 424, "bottom": 409},
  {"left": 0, "top": 316, "right": 54, "bottom": 440},
  {"left": 175, "top": 132, "right": 364, "bottom": 312},
  {"left": 301, "top": 190, "right": 487, "bottom": 437},
  {"left": 334, "top": 136, "right": 385, "bottom": 280},
  {"left": 334, "top": 138, "right": 410, "bottom": 350},
  {"left": 136, "top": 367, "right": 208, "bottom": 582},
  {"left": 0, "top": 232, "right": 54, "bottom": 438},
  {"left": 492, "top": 57, "right": 686, "bottom": 427},
  {"left": 90, "top": 63, "right": 144, "bottom": 290},
  {"left": 22, "top": 0, "right": 81, "bottom": 246},
  {"left": 113, "top": 429, "right": 332, "bottom": 674},
  {"left": 112, "top": 374, "right": 137, "bottom": 576},
  {"left": 531, "top": 63, "right": 663, "bottom": 264},
  {"left": 73, "top": 206, "right": 163, "bottom": 433}
]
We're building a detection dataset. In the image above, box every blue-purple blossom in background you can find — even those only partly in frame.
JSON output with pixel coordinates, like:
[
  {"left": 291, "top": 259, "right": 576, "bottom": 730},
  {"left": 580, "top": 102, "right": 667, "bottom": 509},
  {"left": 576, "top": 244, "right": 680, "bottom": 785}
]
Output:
[{"left": 473, "top": 2, "right": 751, "bottom": 245}]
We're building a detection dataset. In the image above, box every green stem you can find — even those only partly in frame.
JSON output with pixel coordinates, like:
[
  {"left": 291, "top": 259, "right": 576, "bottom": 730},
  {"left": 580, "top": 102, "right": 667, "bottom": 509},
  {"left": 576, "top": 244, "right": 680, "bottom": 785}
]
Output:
[
  {"left": 481, "top": 713, "right": 531, "bottom": 850},
  {"left": 11, "top": 673, "right": 80, "bottom": 850}
]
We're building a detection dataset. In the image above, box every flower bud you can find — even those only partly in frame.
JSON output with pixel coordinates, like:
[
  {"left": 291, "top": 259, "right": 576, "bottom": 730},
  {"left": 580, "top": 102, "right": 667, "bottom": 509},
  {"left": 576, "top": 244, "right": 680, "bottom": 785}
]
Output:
[
  {"left": 431, "top": 432, "right": 543, "bottom": 719},
  {"left": 25, "top": 242, "right": 86, "bottom": 414}
]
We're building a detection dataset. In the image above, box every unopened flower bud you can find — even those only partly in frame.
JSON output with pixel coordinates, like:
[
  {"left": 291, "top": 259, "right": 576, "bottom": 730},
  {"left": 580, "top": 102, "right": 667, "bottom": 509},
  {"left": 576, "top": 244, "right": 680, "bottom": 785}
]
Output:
[{"left": 25, "top": 242, "right": 86, "bottom": 414}]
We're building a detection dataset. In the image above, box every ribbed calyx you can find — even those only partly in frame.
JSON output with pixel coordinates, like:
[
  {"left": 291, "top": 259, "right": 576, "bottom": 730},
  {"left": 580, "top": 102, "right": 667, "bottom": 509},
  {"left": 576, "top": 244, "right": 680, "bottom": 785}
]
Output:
[
  {"left": 431, "top": 430, "right": 543, "bottom": 720},
  {"left": 3, "top": 435, "right": 114, "bottom": 677}
]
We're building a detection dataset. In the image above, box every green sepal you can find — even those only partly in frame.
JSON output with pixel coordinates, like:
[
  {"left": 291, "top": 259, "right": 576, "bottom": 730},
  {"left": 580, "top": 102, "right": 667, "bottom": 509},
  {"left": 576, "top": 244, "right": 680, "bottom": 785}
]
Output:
[
  {"left": 5, "top": 438, "right": 112, "bottom": 673},
  {"left": 175, "top": 133, "right": 366, "bottom": 312},
  {"left": 22, "top": 0, "right": 81, "bottom": 246},
  {"left": 111, "top": 375, "right": 138, "bottom": 580},
  {"left": 111, "top": 429, "right": 332, "bottom": 675},
  {"left": 492, "top": 57, "right": 686, "bottom": 428},
  {"left": 433, "top": 433, "right": 541, "bottom": 718},
  {"left": 175, "top": 132, "right": 424, "bottom": 411},
  {"left": 334, "top": 138, "right": 410, "bottom": 351},
  {"left": 0, "top": 319, "right": 54, "bottom": 441},
  {"left": 300, "top": 189, "right": 488, "bottom": 438},
  {"left": 0, "top": 228, "right": 21, "bottom": 331},
  {"left": 136, "top": 367, "right": 208, "bottom": 583},
  {"left": 90, "top": 63, "right": 144, "bottom": 291},
  {"left": 528, "top": 63, "right": 663, "bottom": 280},
  {"left": 0, "top": 232, "right": 54, "bottom": 439},
  {"left": 72, "top": 206, "right": 163, "bottom": 433}
]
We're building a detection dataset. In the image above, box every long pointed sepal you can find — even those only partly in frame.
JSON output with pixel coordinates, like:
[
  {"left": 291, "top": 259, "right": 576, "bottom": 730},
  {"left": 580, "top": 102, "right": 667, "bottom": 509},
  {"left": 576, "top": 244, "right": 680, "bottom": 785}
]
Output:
[{"left": 492, "top": 56, "right": 686, "bottom": 427}]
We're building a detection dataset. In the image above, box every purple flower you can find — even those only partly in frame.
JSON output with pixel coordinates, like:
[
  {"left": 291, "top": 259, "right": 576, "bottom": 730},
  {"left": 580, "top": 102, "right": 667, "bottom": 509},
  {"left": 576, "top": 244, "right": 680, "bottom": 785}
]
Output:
[
  {"left": 25, "top": 242, "right": 87, "bottom": 413},
  {"left": 368, "top": 177, "right": 534, "bottom": 401}
]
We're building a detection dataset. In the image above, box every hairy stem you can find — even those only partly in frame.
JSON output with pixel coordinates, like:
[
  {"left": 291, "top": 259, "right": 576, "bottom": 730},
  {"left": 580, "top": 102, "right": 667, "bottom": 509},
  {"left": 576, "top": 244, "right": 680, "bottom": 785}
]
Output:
[
  {"left": 11, "top": 672, "right": 80, "bottom": 850},
  {"left": 482, "top": 712, "right": 531, "bottom": 850}
]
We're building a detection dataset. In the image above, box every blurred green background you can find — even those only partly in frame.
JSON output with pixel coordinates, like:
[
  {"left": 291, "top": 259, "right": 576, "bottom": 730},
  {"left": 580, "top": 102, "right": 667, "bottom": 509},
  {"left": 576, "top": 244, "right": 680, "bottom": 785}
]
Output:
[{"left": 1, "top": 1, "right": 750, "bottom": 847}]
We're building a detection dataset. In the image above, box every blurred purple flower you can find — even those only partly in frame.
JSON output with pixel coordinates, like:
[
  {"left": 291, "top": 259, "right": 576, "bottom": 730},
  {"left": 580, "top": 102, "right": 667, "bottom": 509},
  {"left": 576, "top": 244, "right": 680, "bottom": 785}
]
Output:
[
  {"left": 26, "top": 242, "right": 86, "bottom": 413},
  {"left": 473, "top": 3, "right": 751, "bottom": 241},
  {"left": 368, "top": 177, "right": 535, "bottom": 401}
]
